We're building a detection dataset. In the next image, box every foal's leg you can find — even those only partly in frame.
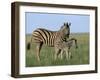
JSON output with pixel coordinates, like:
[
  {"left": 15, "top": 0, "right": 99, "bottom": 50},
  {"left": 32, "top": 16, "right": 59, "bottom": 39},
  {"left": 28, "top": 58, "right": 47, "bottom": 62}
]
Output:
[
  {"left": 65, "top": 50, "right": 68, "bottom": 60},
  {"left": 67, "top": 48, "right": 72, "bottom": 60},
  {"left": 68, "top": 51, "right": 72, "bottom": 60},
  {"left": 36, "top": 42, "right": 43, "bottom": 62},
  {"left": 65, "top": 48, "right": 69, "bottom": 60},
  {"left": 54, "top": 47, "right": 60, "bottom": 60},
  {"left": 59, "top": 50, "right": 63, "bottom": 59}
]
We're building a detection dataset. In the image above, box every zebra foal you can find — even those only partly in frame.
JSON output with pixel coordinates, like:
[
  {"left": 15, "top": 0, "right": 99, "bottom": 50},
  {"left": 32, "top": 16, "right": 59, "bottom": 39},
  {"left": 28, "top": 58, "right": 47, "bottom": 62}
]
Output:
[
  {"left": 56, "top": 38, "right": 78, "bottom": 60},
  {"left": 27, "top": 22, "right": 71, "bottom": 62}
]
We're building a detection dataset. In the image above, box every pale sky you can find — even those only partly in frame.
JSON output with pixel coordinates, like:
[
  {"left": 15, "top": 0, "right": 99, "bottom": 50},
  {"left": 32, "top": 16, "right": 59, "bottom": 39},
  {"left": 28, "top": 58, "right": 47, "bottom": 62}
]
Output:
[{"left": 25, "top": 12, "right": 90, "bottom": 34}]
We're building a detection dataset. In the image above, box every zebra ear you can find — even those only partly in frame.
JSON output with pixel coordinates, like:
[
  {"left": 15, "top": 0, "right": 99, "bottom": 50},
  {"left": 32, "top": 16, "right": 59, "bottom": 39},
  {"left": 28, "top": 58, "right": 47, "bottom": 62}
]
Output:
[
  {"left": 64, "top": 22, "right": 66, "bottom": 26},
  {"left": 68, "top": 22, "right": 71, "bottom": 26},
  {"left": 60, "top": 23, "right": 66, "bottom": 29}
]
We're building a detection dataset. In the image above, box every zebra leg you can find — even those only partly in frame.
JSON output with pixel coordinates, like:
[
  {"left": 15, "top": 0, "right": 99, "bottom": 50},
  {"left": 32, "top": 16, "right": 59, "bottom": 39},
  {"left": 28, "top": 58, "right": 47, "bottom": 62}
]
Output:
[
  {"left": 68, "top": 51, "right": 72, "bottom": 60},
  {"left": 54, "top": 48, "right": 60, "bottom": 60},
  {"left": 59, "top": 50, "right": 63, "bottom": 59},
  {"left": 65, "top": 48, "right": 69, "bottom": 60},
  {"left": 67, "top": 49, "right": 72, "bottom": 60},
  {"left": 65, "top": 50, "right": 69, "bottom": 60},
  {"left": 36, "top": 42, "right": 43, "bottom": 62}
]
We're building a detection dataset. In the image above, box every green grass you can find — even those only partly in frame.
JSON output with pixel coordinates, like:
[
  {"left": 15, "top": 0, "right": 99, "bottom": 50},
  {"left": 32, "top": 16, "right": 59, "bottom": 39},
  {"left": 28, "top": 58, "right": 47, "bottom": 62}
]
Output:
[{"left": 26, "top": 33, "right": 89, "bottom": 67}]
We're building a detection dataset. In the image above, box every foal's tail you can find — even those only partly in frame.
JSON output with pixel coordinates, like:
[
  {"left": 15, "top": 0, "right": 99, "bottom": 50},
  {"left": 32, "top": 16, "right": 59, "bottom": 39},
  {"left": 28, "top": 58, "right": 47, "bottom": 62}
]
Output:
[
  {"left": 70, "top": 38, "right": 78, "bottom": 49},
  {"left": 74, "top": 39, "right": 78, "bottom": 49}
]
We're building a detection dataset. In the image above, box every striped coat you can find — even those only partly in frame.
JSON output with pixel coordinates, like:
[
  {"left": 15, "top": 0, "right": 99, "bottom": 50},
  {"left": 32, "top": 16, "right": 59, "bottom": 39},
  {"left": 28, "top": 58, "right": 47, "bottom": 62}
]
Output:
[
  {"left": 31, "top": 28, "right": 68, "bottom": 46},
  {"left": 27, "top": 22, "right": 71, "bottom": 61},
  {"left": 56, "top": 38, "right": 78, "bottom": 60}
]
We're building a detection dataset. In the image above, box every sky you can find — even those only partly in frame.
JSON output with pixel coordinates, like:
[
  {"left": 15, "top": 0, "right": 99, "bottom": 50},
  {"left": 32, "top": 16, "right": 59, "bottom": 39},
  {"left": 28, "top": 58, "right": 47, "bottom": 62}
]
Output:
[{"left": 25, "top": 12, "right": 90, "bottom": 34}]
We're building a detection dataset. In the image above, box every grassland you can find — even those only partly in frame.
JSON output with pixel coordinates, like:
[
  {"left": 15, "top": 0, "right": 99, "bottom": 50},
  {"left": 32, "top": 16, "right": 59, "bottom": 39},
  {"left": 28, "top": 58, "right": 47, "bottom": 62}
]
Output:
[{"left": 26, "top": 33, "right": 89, "bottom": 67}]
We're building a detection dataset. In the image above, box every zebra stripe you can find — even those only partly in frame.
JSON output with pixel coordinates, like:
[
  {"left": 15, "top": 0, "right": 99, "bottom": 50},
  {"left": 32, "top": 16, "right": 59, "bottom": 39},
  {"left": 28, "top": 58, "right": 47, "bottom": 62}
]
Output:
[
  {"left": 32, "top": 28, "right": 69, "bottom": 47},
  {"left": 27, "top": 22, "right": 71, "bottom": 61},
  {"left": 42, "top": 29, "right": 50, "bottom": 45},
  {"left": 36, "top": 29, "right": 46, "bottom": 43}
]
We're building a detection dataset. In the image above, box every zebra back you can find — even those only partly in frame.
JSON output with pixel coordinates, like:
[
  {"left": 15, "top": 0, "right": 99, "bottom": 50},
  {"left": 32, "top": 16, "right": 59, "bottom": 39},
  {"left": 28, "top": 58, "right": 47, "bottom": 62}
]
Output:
[
  {"left": 32, "top": 28, "right": 58, "bottom": 46},
  {"left": 27, "top": 22, "right": 71, "bottom": 49}
]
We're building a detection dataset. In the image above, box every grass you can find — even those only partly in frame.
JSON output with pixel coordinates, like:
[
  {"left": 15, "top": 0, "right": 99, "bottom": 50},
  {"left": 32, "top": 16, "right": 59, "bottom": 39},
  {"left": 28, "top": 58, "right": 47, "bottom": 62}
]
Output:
[{"left": 26, "top": 33, "right": 89, "bottom": 67}]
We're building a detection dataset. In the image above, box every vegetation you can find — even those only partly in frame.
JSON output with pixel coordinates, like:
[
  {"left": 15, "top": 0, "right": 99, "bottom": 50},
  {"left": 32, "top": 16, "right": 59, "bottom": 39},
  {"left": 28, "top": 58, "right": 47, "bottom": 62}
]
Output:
[{"left": 26, "top": 33, "right": 89, "bottom": 67}]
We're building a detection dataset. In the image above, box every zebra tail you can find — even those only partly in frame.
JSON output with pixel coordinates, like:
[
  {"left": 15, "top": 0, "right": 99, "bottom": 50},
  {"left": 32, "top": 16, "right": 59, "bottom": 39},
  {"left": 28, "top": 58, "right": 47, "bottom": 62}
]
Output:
[
  {"left": 70, "top": 38, "right": 78, "bottom": 49},
  {"left": 69, "top": 38, "right": 78, "bottom": 49},
  {"left": 27, "top": 42, "right": 31, "bottom": 50},
  {"left": 27, "top": 35, "right": 33, "bottom": 50},
  {"left": 74, "top": 39, "right": 78, "bottom": 49}
]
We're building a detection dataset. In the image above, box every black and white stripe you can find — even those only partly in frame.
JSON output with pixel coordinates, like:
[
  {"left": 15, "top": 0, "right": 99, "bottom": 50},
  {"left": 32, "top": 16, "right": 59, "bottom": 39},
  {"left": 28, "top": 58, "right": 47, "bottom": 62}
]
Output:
[
  {"left": 27, "top": 22, "right": 71, "bottom": 61},
  {"left": 29, "top": 23, "right": 70, "bottom": 47},
  {"left": 56, "top": 38, "right": 78, "bottom": 60}
]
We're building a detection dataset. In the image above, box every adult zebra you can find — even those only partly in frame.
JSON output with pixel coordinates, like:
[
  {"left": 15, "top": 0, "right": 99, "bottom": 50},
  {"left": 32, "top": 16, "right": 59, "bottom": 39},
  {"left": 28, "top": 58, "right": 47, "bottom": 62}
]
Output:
[{"left": 27, "top": 22, "right": 71, "bottom": 61}]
